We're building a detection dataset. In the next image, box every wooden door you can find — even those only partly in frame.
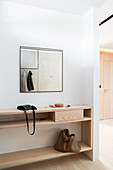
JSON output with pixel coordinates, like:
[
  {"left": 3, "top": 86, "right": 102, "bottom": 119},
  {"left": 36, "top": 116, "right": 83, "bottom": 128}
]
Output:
[{"left": 100, "top": 50, "right": 113, "bottom": 120}]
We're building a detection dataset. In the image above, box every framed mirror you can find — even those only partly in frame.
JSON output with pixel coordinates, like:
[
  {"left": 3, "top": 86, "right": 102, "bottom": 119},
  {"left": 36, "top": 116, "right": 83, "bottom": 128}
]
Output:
[{"left": 20, "top": 46, "right": 63, "bottom": 92}]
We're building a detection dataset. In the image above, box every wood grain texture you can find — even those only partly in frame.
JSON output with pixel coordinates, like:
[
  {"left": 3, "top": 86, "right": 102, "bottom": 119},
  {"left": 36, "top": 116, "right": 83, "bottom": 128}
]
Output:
[
  {"left": 100, "top": 50, "right": 113, "bottom": 120},
  {"left": 55, "top": 110, "right": 83, "bottom": 122},
  {"left": 0, "top": 112, "right": 55, "bottom": 122},
  {"left": 84, "top": 109, "right": 91, "bottom": 117},
  {"left": 0, "top": 106, "right": 92, "bottom": 130},
  {"left": 0, "top": 117, "right": 91, "bottom": 130},
  {"left": 0, "top": 105, "right": 92, "bottom": 116},
  {"left": 81, "top": 121, "right": 92, "bottom": 147},
  {"left": 81, "top": 109, "right": 93, "bottom": 148},
  {"left": 0, "top": 142, "right": 92, "bottom": 169},
  {"left": 3, "top": 120, "right": 111, "bottom": 170},
  {"left": 4, "top": 153, "right": 108, "bottom": 170},
  {"left": 0, "top": 105, "right": 93, "bottom": 169},
  {"left": 100, "top": 50, "right": 104, "bottom": 120},
  {"left": 3, "top": 119, "right": 113, "bottom": 170}
]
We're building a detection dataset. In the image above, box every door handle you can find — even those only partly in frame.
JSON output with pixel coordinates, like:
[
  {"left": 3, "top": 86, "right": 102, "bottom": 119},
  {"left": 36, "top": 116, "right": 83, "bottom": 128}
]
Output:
[{"left": 104, "top": 89, "right": 109, "bottom": 93}]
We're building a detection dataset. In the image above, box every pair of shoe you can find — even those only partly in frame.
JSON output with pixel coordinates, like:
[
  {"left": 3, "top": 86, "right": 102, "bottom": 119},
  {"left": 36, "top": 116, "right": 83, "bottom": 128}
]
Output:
[{"left": 54, "top": 129, "right": 81, "bottom": 153}]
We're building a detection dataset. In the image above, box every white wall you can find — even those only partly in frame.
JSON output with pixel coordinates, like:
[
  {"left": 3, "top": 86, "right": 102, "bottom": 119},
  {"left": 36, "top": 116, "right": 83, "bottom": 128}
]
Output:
[
  {"left": 83, "top": 8, "right": 100, "bottom": 161},
  {"left": 0, "top": 1, "right": 83, "bottom": 154},
  {"left": 99, "top": 0, "right": 113, "bottom": 50},
  {"left": 99, "top": 19, "right": 113, "bottom": 49},
  {"left": 0, "top": 1, "right": 83, "bottom": 108},
  {"left": 0, "top": 1, "right": 100, "bottom": 161}
]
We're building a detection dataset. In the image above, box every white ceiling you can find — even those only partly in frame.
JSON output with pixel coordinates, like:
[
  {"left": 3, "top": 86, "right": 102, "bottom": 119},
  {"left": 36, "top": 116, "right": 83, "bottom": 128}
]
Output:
[
  {"left": 4, "top": 0, "right": 112, "bottom": 49},
  {"left": 99, "top": 0, "right": 113, "bottom": 49},
  {"left": 5, "top": 0, "right": 105, "bottom": 16}
]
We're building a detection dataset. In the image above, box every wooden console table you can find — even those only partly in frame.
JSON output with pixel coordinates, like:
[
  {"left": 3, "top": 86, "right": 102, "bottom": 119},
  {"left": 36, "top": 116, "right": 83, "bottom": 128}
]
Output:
[{"left": 0, "top": 105, "right": 93, "bottom": 169}]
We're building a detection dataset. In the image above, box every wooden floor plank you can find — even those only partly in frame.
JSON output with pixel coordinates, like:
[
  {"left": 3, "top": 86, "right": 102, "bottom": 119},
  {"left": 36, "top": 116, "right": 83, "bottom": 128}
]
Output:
[{"left": 0, "top": 142, "right": 91, "bottom": 169}]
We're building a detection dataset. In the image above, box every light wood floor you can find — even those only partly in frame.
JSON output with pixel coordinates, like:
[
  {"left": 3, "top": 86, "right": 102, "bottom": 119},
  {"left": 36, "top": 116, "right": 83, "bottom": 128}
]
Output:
[
  {"left": 99, "top": 119, "right": 113, "bottom": 170},
  {"left": 6, "top": 120, "right": 113, "bottom": 170}
]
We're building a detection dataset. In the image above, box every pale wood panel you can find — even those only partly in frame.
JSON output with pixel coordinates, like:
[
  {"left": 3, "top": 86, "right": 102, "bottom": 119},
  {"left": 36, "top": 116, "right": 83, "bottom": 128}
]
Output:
[
  {"left": 3, "top": 119, "right": 111, "bottom": 170},
  {"left": 0, "top": 143, "right": 92, "bottom": 169},
  {"left": 81, "top": 121, "right": 91, "bottom": 147},
  {"left": 0, "top": 112, "right": 54, "bottom": 122},
  {"left": 81, "top": 108, "right": 93, "bottom": 148},
  {"left": 6, "top": 153, "right": 108, "bottom": 170},
  {"left": 100, "top": 51, "right": 104, "bottom": 119},
  {"left": 104, "top": 61, "right": 112, "bottom": 119},
  {"left": 0, "top": 105, "right": 92, "bottom": 116},
  {"left": 100, "top": 50, "right": 113, "bottom": 120},
  {"left": 84, "top": 109, "right": 91, "bottom": 117},
  {"left": 0, "top": 106, "right": 92, "bottom": 130},
  {"left": 0, "top": 106, "right": 93, "bottom": 169},
  {"left": 55, "top": 110, "right": 83, "bottom": 122},
  {"left": 0, "top": 114, "right": 25, "bottom": 122},
  {"left": 0, "top": 117, "right": 91, "bottom": 130}
]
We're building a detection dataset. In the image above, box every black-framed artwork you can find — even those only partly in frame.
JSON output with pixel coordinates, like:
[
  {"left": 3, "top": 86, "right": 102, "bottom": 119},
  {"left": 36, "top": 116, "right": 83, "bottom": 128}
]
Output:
[{"left": 20, "top": 46, "right": 63, "bottom": 93}]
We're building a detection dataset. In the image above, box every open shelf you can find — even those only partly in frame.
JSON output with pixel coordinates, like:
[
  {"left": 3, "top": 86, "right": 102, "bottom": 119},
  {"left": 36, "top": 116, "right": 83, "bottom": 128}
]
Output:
[
  {"left": 0, "top": 105, "right": 93, "bottom": 168},
  {"left": 0, "top": 117, "right": 91, "bottom": 130},
  {"left": 0, "top": 105, "right": 92, "bottom": 116},
  {"left": 0, "top": 142, "right": 92, "bottom": 169}
]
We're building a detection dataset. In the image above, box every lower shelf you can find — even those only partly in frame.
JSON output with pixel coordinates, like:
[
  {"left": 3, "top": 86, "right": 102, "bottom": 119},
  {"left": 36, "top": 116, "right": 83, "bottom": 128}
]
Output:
[
  {"left": 0, "top": 142, "right": 92, "bottom": 169},
  {"left": 0, "top": 117, "right": 91, "bottom": 129}
]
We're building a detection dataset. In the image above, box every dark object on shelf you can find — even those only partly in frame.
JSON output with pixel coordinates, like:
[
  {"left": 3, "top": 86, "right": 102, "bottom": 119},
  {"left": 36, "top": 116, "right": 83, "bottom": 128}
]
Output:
[
  {"left": 54, "top": 129, "right": 81, "bottom": 153},
  {"left": 66, "top": 105, "right": 70, "bottom": 107},
  {"left": 40, "top": 118, "right": 47, "bottom": 120},
  {"left": 17, "top": 105, "right": 37, "bottom": 135},
  {"left": 27, "top": 71, "right": 34, "bottom": 91},
  {"left": 54, "top": 104, "right": 64, "bottom": 107},
  {"left": 49, "top": 105, "right": 55, "bottom": 108}
]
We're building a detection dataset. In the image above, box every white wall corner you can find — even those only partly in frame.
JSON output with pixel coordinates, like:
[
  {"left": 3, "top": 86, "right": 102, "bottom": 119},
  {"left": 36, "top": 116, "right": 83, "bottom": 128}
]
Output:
[
  {"left": 92, "top": 8, "right": 100, "bottom": 162},
  {"left": 82, "top": 8, "right": 99, "bottom": 161}
]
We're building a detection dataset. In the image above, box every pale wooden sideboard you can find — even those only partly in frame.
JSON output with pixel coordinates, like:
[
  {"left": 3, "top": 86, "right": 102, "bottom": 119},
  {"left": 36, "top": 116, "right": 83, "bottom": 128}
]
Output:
[{"left": 0, "top": 105, "right": 93, "bottom": 169}]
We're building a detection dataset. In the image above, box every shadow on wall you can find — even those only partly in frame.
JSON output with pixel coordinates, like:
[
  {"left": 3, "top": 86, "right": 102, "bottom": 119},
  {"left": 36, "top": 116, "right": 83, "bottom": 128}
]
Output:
[{"left": 82, "top": 66, "right": 93, "bottom": 106}]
